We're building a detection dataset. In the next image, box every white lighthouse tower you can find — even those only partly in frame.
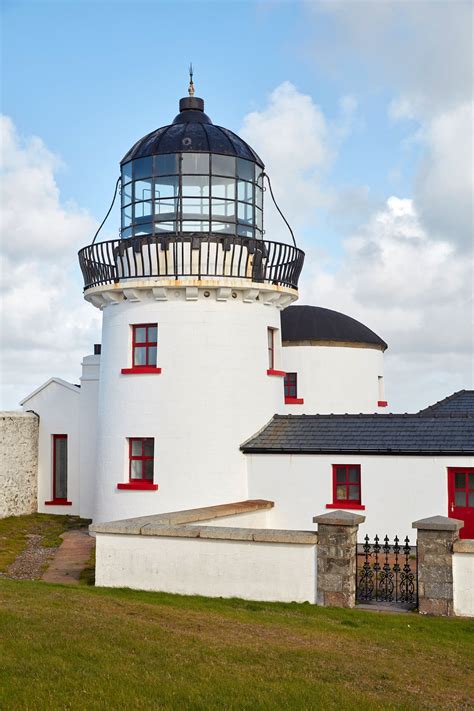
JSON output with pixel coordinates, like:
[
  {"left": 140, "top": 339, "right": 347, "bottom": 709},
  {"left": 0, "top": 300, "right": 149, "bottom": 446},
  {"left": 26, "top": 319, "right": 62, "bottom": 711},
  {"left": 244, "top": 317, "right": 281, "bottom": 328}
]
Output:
[{"left": 79, "top": 79, "right": 305, "bottom": 523}]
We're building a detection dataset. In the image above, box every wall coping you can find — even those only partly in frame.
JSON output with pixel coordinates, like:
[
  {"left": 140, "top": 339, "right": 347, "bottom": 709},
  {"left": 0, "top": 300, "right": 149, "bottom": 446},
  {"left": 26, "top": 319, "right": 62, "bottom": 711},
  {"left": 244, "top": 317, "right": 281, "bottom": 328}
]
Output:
[
  {"left": 313, "top": 510, "right": 366, "bottom": 526},
  {"left": 453, "top": 539, "right": 474, "bottom": 553},
  {"left": 90, "top": 499, "right": 318, "bottom": 545},
  {"left": 412, "top": 515, "right": 464, "bottom": 531}
]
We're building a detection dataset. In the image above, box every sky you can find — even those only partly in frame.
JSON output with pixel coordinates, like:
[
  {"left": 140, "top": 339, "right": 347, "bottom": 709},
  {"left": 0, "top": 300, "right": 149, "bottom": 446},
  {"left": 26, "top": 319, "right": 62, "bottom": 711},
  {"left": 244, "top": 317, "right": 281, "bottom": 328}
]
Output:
[{"left": 0, "top": 0, "right": 473, "bottom": 411}]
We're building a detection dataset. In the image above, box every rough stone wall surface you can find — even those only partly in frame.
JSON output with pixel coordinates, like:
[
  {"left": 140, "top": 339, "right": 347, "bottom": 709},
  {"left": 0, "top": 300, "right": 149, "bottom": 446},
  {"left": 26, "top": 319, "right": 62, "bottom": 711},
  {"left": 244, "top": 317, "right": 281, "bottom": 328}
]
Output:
[
  {"left": 316, "top": 523, "right": 358, "bottom": 608},
  {"left": 417, "top": 529, "right": 458, "bottom": 616},
  {"left": 0, "top": 411, "right": 39, "bottom": 518}
]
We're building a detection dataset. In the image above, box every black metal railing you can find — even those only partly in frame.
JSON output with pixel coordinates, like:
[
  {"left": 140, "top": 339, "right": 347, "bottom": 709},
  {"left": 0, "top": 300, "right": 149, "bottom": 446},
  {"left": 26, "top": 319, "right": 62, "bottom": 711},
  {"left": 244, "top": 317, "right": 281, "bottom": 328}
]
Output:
[
  {"left": 78, "top": 234, "right": 305, "bottom": 291},
  {"left": 356, "top": 534, "right": 418, "bottom": 608}
]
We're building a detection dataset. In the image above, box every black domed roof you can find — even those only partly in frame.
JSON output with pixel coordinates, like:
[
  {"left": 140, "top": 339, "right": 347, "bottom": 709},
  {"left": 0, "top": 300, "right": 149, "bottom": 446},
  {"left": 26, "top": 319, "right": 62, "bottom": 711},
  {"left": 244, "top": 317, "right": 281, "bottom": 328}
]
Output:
[
  {"left": 121, "top": 95, "right": 264, "bottom": 167},
  {"left": 281, "top": 305, "right": 388, "bottom": 351}
]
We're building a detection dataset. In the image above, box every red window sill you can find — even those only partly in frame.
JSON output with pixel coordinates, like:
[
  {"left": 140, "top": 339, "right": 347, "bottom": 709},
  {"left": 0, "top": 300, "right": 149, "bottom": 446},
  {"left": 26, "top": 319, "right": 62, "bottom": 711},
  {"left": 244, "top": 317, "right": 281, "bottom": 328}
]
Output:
[
  {"left": 378, "top": 400, "right": 388, "bottom": 407},
  {"left": 285, "top": 397, "right": 305, "bottom": 405},
  {"left": 117, "top": 482, "right": 158, "bottom": 491},
  {"left": 326, "top": 503, "right": 366, "bottom": 510},
  {"left": 45, "top": 499, "right": 72, "bottom": 506},
  {"left": 267, "top": 369, "right": 286, "bottom": 377},
  {"left": 121, "top": 367, "right": 162, "bottom": 375}
]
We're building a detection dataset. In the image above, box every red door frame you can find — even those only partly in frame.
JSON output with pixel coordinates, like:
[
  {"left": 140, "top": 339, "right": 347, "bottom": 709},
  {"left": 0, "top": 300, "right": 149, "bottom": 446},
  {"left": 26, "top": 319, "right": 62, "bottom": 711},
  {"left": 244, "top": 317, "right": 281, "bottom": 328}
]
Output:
[{"left": 447, "top": 467, "right": 474, "bottom": 539}]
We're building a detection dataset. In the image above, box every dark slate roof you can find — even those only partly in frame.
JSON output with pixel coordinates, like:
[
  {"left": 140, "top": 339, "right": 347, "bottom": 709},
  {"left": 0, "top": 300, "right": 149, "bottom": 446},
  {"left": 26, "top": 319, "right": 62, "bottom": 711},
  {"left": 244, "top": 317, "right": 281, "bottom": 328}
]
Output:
[
  {"left": 241, "top": 413, "right": 474, "bottom": 455},
  {"left": 122, "top": 96, "right": 264, "bottom": 167},
  {"left": 418, "top": 390, "right": 474, "bottom": 416},
  {"left": 281, "top": 305, "right": 387, "bottom": 351}
]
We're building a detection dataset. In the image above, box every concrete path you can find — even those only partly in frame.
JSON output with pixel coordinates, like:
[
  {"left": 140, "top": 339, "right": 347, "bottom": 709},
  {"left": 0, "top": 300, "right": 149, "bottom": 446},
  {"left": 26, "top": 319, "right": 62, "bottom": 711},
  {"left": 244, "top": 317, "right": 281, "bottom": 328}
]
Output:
[{"left": 42, "top": 529, "right": 95, "bottom": 585}]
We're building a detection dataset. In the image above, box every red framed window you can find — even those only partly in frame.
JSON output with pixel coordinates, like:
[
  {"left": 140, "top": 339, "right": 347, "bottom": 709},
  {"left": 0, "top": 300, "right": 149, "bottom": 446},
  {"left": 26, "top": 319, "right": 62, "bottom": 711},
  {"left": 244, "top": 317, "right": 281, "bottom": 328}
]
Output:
[
  {"left": 129, "top": 438, "right": 154, "bottom": 482},
  {"left": 267, "top": 327, "right": 275, "bottom": 370},
  {"left": 332, "top": 465, "right": 362, "bottom": 506},
  {"left": 45, "top": 435, "right": 71, "bottom": 505},
  {"left": 133, "top": 324, "right": 157, "bottom": 367},
  {"left": 284, "top": 372, "right": 297, "bottom": 398}
]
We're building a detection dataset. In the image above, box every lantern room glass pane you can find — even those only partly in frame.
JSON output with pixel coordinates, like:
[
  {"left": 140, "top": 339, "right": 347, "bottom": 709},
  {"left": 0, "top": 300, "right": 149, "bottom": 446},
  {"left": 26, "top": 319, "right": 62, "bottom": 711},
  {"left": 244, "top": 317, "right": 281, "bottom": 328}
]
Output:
[
  {"left": 122, "top": 182, "right": 132, "bottom": 205},
  {"left": 182, "top": 197, "right": 210, "bottom": 218},
  {"left": 182, "top": 221, "right": 210, "bottom": 232},
  {"left": 212, "top": 222, "right": 234, "bottom": 233},
  {"left": 238, "top": 202, "right": 253, "bottom": 224},
  {"left": 154, "top": 176, "right": 178, "bottom": 199},
  {"left": 134, "top": 201, "right": 152, "bottom": 218},
  {"left": 237, "top": 180, "right": 253, "bottom": 203},
  {"left": 155, "top": 153, "right": 179, "bottom": 176},
  {"left": 155, "top": 222, "right": 175, "bottom": 233},
  {"left": 122, "top": 161, "right": 133, "bottom": 184},
  {"left": 237, "top": 158, "right": 254, "bottom": 182},
  {"left": 154, "top": 199, "right": 177, "bottom": 218},
  {"left": 134, "top": 180, "right": 153, "bottom": 202},
  {"left": 237, "top": 225, "right": 253, "bottom": 237},
  {"left": 133, "top": 223, "right": 152, "bottom": 236},
  {"left": 134, "top": 157, "right": 153, "bottom": 179},
  {"left": 212, "top": 154, "right": 235, "bottom": 177},
  {"left": 121, "top": 227, "right": 132, "bottom": 238},
  {"left": 122, "top": 207, "right": 132, "bottom": 228},
  {"left": 255, "top": 207, "right": 263, "bottom": 230},
  {"left": 182, "top": 175, "right": 210, "bottom": 197},
  {"left": 256, "top": 186, "right": 263, "bottom": 210},
  {"left": 211, "top": 177, "right": 235, "bottom": 199},
  {"left": 212, "top": 199, "right": 235, "bottom": 220},
  {"left": 182, "top": 153, "right": 209, "bottom": 174}
]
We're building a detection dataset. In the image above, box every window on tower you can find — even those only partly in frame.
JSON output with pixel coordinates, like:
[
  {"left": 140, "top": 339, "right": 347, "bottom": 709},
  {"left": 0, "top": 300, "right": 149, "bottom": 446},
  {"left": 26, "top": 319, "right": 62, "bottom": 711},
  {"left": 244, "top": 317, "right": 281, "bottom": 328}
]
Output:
[
  {"left": 133, "top": 324, "right": 157, "bottom": 367},
  {"left": 267, "top": 327, "right": 275, "bottom": 369},
  {"left": 117, "top": 438, "right": 158, "bottom": 490}
]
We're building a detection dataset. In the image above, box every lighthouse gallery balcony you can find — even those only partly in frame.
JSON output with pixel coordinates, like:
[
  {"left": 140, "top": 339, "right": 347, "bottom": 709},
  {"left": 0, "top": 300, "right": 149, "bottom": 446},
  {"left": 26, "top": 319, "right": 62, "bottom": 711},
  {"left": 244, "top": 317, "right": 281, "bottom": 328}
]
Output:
[{"left": 78, "top": 234, "right": 305, "bottom": 291}]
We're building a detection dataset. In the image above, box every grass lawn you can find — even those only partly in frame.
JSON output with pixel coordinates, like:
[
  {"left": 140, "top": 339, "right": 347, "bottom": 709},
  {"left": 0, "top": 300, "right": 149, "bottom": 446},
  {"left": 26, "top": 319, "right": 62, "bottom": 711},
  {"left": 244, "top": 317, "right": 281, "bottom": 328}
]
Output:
[
  {"left": 0, "top": 514, "right": 90, "bottom": 573},
  {"left": 0, "top": 579, "right": 473, "bottom": 710}
]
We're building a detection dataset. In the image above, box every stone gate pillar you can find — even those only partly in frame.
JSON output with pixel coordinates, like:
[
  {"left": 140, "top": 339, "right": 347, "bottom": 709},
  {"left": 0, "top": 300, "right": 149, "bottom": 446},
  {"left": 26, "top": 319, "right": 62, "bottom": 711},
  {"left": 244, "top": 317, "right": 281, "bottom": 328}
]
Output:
[
  {"left": 313, "top": 510, "right": 365, "bottom": 608},
  {"left": 413, "top": 515, "right": 463, "bottom": 616}
]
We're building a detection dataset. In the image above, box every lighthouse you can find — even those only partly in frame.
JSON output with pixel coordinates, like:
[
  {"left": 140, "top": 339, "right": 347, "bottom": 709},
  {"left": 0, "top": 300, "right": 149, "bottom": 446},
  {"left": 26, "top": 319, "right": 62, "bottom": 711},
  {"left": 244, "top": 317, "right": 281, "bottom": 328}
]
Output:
[{"left": 79, "top": 78, "right": 305, "bottom": 523}]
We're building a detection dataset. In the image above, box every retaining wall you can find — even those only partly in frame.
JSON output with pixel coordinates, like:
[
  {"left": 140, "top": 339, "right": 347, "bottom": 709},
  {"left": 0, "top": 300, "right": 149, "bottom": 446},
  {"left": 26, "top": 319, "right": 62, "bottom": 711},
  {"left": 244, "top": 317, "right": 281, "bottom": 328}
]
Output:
[{"left": 0, "top": 411, "right": 38, "bottom": 518}]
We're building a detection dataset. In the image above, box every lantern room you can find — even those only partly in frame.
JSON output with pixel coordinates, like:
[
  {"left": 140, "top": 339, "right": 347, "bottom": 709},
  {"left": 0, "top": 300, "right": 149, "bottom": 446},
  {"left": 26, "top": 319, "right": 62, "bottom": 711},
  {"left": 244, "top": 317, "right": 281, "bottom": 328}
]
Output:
[{"left": 120, "top": 95, "right": 265, "bottom": 241}]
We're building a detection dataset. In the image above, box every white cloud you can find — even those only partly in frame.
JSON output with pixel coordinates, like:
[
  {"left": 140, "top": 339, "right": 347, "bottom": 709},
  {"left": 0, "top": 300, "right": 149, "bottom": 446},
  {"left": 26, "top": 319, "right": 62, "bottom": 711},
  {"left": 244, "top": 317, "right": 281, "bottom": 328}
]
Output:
[
  {"left": 0, "top": 116, "right": 101, "bottom": 409},
  {"left": 300, "top": 197, "right": 473, "bottom": 411}
]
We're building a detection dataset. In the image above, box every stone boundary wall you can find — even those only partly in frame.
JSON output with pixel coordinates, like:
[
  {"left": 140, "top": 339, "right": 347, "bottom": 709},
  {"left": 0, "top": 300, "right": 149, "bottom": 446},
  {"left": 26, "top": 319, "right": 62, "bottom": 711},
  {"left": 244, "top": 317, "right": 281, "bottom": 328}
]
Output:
[{"left": 0, "top": 411, "right": 39, "bottom": 518}]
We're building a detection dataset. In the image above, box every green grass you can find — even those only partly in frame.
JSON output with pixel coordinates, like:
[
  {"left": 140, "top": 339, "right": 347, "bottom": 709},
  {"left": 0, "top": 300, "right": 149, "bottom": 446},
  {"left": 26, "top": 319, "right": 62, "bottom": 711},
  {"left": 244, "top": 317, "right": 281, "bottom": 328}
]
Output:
[
  {"left": 0, "top": 513, "right": 90, "bottom": 572},
  {"left": 1, "top": 580, "right": 473, "bottom": 711}
]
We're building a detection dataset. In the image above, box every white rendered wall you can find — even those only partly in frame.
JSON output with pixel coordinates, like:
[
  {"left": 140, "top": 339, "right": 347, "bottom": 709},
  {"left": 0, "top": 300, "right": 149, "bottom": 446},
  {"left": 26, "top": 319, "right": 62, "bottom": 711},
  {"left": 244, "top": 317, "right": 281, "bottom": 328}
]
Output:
[
  {"left": 453, "top": 552, "right": 474, "bottom": 617},
  {"left": 21, "top": 381, "right": 80, "bottom": 515},
  {"left": 79, "top": 355, "right": 100, "bottom": 519},
  {"left": 247, "top": 454, "right": 474, "bottom": 539},
  {"left": 281, "top": 344, "right": 385, "bottom": 414},
  {"left": 94, "top": 290, "right": 286, "bottom": 523},
  {"left": 95, "top": 533, "right": 317, "bottom": 603}
]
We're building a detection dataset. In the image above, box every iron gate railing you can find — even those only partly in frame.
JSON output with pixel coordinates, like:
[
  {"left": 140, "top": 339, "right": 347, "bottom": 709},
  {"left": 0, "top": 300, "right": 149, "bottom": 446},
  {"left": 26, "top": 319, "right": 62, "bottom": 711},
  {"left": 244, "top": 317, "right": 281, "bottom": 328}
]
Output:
[{"left": 356, "top": 534, "right": 418, "bottom": 608}]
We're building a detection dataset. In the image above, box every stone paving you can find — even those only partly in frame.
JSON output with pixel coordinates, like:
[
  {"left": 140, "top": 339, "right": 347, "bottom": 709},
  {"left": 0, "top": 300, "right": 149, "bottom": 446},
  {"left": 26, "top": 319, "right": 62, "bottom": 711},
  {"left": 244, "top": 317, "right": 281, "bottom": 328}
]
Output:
[{"left": 42, "top": 529, "right": 95, "bottom": 585}]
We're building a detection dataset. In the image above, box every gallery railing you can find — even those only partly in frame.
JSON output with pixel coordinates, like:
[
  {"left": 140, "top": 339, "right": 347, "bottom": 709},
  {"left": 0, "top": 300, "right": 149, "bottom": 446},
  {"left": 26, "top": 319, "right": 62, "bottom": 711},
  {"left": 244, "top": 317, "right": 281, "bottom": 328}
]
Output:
[{"left": 78, "top": 234, "right": 305, "bottom": 291}]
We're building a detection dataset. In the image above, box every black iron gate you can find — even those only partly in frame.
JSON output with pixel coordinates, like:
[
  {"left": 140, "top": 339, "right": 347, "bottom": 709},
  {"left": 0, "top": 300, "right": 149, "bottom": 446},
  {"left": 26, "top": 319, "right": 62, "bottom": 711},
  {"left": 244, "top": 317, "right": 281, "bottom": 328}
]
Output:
[{"left": 356, "top": 535, "right": 418, "bottom": 608}]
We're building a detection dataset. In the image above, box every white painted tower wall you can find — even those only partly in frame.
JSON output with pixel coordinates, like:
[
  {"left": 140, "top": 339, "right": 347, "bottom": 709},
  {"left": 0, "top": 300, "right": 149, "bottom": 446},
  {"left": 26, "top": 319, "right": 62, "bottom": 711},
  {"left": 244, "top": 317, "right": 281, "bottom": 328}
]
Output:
[{"left": 91, "top": 282, "right": 294, "bottom": 523}]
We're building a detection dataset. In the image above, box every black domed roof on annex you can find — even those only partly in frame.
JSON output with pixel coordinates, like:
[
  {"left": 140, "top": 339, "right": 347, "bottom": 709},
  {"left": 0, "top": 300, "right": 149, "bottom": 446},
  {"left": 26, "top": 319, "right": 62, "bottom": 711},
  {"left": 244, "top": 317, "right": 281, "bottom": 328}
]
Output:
[
  {"left": 121, "top": 96, "right": 264, "bottom": 167},
  {"left": 281, "top": 305, "right": 387, "bottom": 351}
]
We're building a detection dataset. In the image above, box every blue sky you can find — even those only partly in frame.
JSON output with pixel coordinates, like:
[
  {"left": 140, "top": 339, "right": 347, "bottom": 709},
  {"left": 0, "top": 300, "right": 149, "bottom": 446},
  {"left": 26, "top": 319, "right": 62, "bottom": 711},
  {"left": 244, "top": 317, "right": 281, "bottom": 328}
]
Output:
[{"left": 1, "top": 0, "right": 472, "bottom": 410}]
